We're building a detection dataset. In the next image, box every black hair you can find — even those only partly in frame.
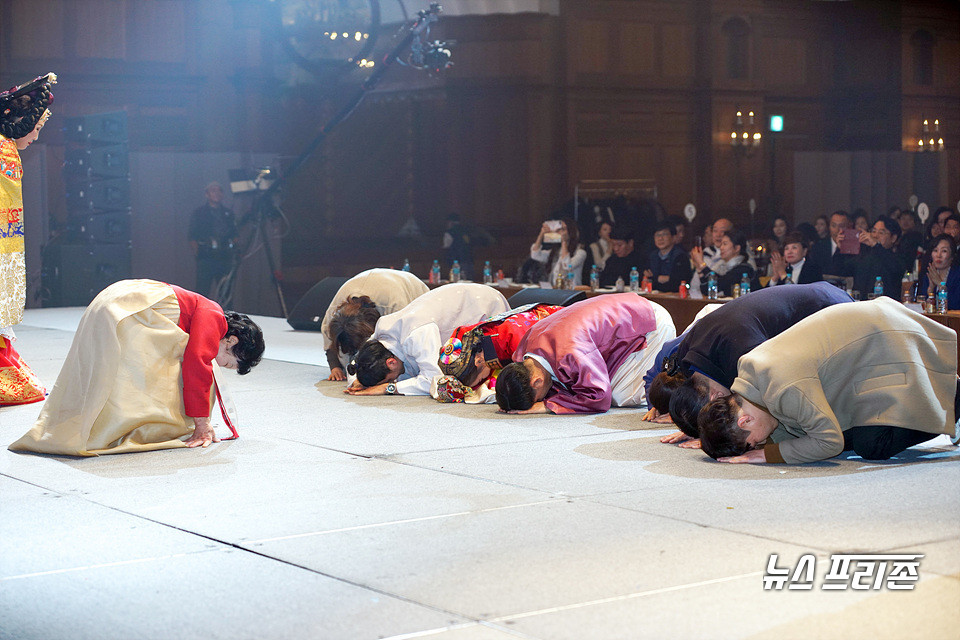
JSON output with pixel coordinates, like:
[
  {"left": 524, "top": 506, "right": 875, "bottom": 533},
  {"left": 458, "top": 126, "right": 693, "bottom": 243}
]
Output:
[
  {"left": 328, "top": 295, "right": 381, "bottom": 355},
  {"left": 495, "top": 361, "right": 535, "bottom": 412},
  {"left": 874, "top": 215, "right": 901, "bottom": 239},
  {"left": 668, "top": 375, "right": 710, "bottom": 438},
  {"left": 610, "top": 224, "right": 637, "bottom": 242},
  {"left": 942, "top": 213, "right": 960, "bottom": 231},
  {"left": 649, "top": 371, "right": 685, "bottom": 414},
  {"left": 665, "top": 214, "right": 686, "bottom": 231},
  {"left": 224, "top": 312, "right": 265, "bottom": 375},
  {"left": 722, "top": 228, "right": 750, "bottom": 260},
  {"left": 699, "top": 395, "right": 751, "bottom": 459},
  {"left": 653, "top": 220, "right": 676, "bottom": 236},
  {"left": 928, "top": 234, "right": 958, "bottom": 268},
  {"left": 794, "top": 222, "right": 819, "bottom": 248},
  {"left": 0, "top": 79, "right": 54, "bottom": 140},
  {"left": 779, "top": 231, "right": 807, "bottom": 253},
  {"left": 830, "top": 210, "right": 852, "bottom": 225},
  {"left": 349, "top": 340, "right": 395, "bottom": 387}
]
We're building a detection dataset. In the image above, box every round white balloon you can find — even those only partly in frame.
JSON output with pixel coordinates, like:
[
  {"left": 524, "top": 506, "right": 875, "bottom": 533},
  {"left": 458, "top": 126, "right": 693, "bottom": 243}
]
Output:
[
  {"left": 684, "top": 203, "right": 696, "bottom": 222},
  {"left": 917, "top": 202, "right": 929, "bottom": 223},
  {"left": 909, "top": 194, "right": 919, "bottom": 209}
]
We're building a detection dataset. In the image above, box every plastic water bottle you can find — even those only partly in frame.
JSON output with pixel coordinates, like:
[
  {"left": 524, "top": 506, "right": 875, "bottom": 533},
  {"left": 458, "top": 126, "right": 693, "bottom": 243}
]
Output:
[
  {"left": 873, "top": 276, "right": 883, "bottom": 299},
  {"left": 451, "top": 260, "right": 461, "bottom": 283},
  {"left": 740, "top": 273, "right": 751, "bottom": 296},
  {"left": 589, "top": 265, "right": 600, "bottom": 290},
  {"left": 707, "top": 271, "right": 719, "bottom": 300},
  {"left": 402, "top": 259, "right": 411, "bottom": 272},
  {"left": 430, "top": 260, "right": 441, "bottom": 284},
  {"left": 937, "top": 281, "right": 948, "bottom": 313},
  {"left": 615, "top": 276, "right": 625, "bottom": 293},
  {"left": 482, "top": 261, "right": 492, "bottom": 284},
  {"left": 629, "top": 267, "right": 640, "bottom": 293},
  {"left": 566, "top": 264, "right": 576, "bottom": 289}
]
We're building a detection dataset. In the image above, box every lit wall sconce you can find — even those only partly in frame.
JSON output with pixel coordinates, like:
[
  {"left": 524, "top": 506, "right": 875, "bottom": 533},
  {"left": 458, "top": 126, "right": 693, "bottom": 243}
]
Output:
[
  {"left": 731, "top": 107, "right": 762, "bottom": 156},
  {"left": 918, "top": 115, "right": 945, "bottom": 152}
]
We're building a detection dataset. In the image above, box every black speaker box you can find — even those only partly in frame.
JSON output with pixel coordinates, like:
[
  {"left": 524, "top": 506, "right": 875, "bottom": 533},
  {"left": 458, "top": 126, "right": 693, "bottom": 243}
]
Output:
[
  {"left": 41, "top": 244, "right": 132, "bottom": 307},
  {"left": 286, "top": 276, "right": 351, "bottom": 331},
  {"left": 508, "top": 288, "right": 587, "bottom": 309},
  {"left": 66, "top": 211, "right": 131, "bottom": 244},
  {"left": 65, "top": 177, "right": 131, "bottom": 213},
  {"left": 64, "top": 111, "right": 128, "bottom": 145},
  {"left": 64, "top": 144, "right": 129, "bottom": 179}
]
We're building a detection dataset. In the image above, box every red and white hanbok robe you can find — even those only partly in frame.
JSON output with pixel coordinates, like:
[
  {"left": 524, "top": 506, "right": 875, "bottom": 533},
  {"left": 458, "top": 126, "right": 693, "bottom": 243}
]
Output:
[{"left": 10, "top": 279, "right": 234, "bottom": 456}]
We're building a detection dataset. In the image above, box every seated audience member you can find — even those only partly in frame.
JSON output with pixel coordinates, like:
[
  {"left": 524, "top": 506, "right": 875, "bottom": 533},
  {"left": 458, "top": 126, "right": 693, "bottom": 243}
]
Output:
[
  {"left": 589, "top": 220, "right": 613, "bottom": 271},
  {"left": 852, "top": 215, "right": 907, "bottom": 299},
  {"left": 691, "top": 229, "right": 760, "bottom": 297},
  {"left": 653, "top": 282, "right": 854, "bottom": 445},
  {"left": 942, "top": 213, "right": 960, "bottom": 247},
  {"left": 813, "top": 214, "right": 829, "bottom": 240},
  {"left": 495, "top": 294, "right": 677, "bottom": 414},
  {"left": 433, "top": 303, "right": 563, "bottom": 403},
  {"left": 700, "top": 218, "right": 733, "bottom": 273},
  {"left": 698, "top": 298, "right": 959, "bottom": 464},
  {"left": 599, "top": 225, "right": 646, "bottom": 287},
  {"left": 917, "top": 234, "right": 960, "bottom": 310},
  {"left": 644, "top": 221, "right": 692, "bottom": 293},
  {"left": 898, "top": 210, "right": 924, "bottom": 261},
  {"left": 809, "top": 210, "right": 855, "bottom": 277},
  {"left": 935, "top": 206, "right": 956, "bottom": 232},
  {"left": 666, "top": 214, "right": 688, "bottom": 249},
  {"left": 529, "top": 217, "right": 587, "bottom": 286},
  {"left": 769, "top": 216, "right": 789, "bottom": 248},
  {"left": 794, "top": 222, "right": 820, "bottom": 249},
  {"left": 927, "top": 217, "right": 944, "bottom": 243},
  {"left": 852, "top": 209, "right": 870, "bottom": 234},
  {"left": 347, "top": 283, "right": 509, "bottom": 396},
  {"left": 766, "top": 232, "right": 822, "bottom": 286},
  {"left": 322, "top": 268, "right": 430, "bottom": 381}
]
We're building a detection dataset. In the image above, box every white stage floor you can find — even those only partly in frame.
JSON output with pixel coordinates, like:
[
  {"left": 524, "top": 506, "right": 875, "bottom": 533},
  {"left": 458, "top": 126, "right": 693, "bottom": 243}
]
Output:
[{"left": 2, "top": 307, "right": 959, "bottom": 639}]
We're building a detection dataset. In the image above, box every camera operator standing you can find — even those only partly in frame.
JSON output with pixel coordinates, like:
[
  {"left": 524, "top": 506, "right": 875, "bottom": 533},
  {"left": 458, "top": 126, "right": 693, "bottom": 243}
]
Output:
[{"left": 189, "top": 182, "right": 237, "bottom": 299}]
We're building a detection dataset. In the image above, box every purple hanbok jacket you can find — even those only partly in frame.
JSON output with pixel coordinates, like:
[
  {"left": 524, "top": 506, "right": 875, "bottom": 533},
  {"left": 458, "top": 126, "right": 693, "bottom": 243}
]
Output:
[{"left": 512, "top": 293, "right": 657, "bottom": 414}]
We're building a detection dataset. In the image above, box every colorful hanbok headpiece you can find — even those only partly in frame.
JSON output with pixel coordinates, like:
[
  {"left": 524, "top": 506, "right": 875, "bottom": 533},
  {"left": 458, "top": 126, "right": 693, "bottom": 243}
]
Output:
[{"left": 0, "top": 72, "right": 57, "bottom": 140}]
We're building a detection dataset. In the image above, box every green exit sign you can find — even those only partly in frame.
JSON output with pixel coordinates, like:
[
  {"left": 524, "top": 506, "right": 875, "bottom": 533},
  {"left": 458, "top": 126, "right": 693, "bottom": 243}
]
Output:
[{"left": 769, "top": 115, "right": 784, "bottom": 132}]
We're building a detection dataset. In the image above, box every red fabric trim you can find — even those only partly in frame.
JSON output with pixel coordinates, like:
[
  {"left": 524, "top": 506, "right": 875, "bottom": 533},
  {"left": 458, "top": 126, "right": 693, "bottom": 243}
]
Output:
[{"left": 170, "top": 285, "right": 227, "bottom": 417}]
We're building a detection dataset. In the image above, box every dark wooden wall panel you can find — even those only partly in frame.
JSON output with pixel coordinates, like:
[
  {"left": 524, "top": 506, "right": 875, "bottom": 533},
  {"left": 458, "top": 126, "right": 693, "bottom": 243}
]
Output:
[
  {"left": 75, "top": 0, "right": 126, "bottom": 59},
  {"left": 128, "top": 1, "right": 187, "bottom": 63},
  {"left": 2, "top": 0, "right": 958, "bottom": 301},
  {"left": 9, "top": 0, "right": 66, "bottom": 59}
]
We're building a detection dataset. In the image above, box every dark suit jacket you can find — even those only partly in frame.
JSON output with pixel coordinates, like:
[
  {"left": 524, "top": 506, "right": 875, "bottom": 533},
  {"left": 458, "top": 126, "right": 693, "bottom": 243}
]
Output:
[
  {"left": 853, "top": 244, "right": 907, "bottom": 299},
  {"left": 599, "top": 248, "right": 646, "bottom": 288},
  {"left": 810, "top": 238, "right": 855, "bottom": 277},
  {"left": 768, "top": 258, "right": 823, "bottom": 286}
]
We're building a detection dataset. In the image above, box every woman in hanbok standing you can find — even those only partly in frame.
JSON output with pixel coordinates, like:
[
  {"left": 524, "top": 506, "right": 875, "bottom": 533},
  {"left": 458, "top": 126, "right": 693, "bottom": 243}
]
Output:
[
  {"left": 0, "top": 74, "right": 56, "bottom": 406},
  {"left": 10, "top": 279, "right": 264, "bottom": 456}
]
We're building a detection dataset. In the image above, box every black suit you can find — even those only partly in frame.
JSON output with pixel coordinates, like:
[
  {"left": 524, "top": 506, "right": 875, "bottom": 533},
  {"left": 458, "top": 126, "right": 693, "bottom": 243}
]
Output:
[
  {"left": 853, "top": 244, "right": 908, "bottom": 299},
  {"left": 810, "top": 237, "right": 855, "bottom": 277},
  {"left": 768, "top": 258, "right": 823, "bottom": 286},
  {"left": 599, "top": 248, "right": 646, "bottom": 287}
]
